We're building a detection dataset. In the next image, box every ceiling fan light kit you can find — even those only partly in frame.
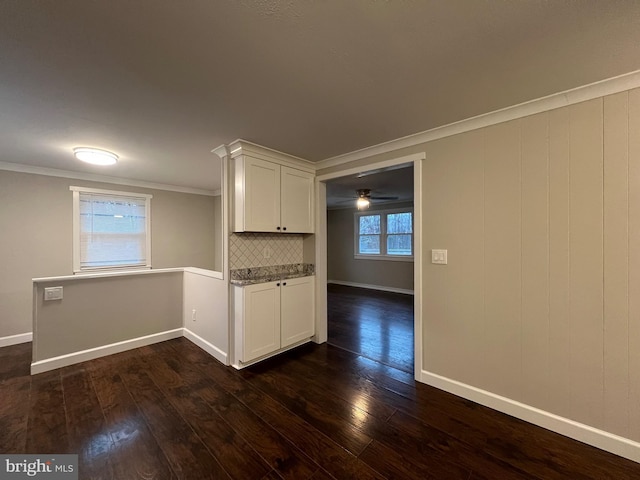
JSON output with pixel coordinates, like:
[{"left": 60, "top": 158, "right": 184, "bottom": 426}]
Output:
[{"left": 356, "top": 189, "right": 371, "bottom": 210}]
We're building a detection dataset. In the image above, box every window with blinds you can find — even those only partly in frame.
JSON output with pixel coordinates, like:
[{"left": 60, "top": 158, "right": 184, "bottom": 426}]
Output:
[{"left": 70, "top": 187, "right": 152, "bottom": 272}]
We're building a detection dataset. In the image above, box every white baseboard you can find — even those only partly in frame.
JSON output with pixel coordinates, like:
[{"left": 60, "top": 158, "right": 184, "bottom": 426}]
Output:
[
  {"left": 421, "top": 369, "right": 640, "bottom": 463},
  {"left": 183, "top": 328, "right": 228, "bottom": 365},
  {"left": 0, "top": 332, "right": 33, "bottom": 347},
  {"left": 30, "top": 328, "right": 184, "bottom": 375},
  {"left": 328, "top": 280, "right": 414, "bottom": 295}
]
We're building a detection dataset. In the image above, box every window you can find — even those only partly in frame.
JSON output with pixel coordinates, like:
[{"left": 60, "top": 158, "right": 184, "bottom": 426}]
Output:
[
  {"left": 355, "top": 208, "right": 413, "bottom": 260},
  {"left": 70, "top": 186, "right": 152, "bottom": 272}
]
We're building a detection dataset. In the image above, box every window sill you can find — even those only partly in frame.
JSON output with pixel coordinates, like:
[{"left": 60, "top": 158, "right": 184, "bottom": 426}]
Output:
[{"left": 354, "top": 255, "right": 414, "bottom": 263}]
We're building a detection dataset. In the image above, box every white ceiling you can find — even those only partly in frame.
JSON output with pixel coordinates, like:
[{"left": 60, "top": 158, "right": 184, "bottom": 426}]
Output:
[{"left": 2, "top": 1, "right": 640, "bottom": 193}]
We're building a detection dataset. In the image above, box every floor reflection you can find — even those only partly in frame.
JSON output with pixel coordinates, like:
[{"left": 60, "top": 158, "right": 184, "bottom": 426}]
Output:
[{"left": 327, "top": 284, "right": 414, "bottom": 373}]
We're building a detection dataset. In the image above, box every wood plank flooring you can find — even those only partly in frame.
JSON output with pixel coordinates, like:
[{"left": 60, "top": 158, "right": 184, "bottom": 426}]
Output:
[
  {"left": 2, "top": 335, "right": 640, "bottom": 479},
  {"left": 328, "top": 283, "right": 414, "bottom": 373}
]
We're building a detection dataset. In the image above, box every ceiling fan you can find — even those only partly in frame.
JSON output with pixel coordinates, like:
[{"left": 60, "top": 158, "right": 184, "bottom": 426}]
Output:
[{"left": 337, "top": 189, "right": 399, "bottom": 210}]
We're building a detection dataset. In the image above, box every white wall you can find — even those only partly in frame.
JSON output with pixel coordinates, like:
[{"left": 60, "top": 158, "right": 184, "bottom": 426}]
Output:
[{"left": 183, "top": 268, "right": 229, "bottom": 365}]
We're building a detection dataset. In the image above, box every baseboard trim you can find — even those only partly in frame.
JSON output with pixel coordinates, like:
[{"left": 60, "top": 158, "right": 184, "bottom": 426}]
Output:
[
  {"left": 328, "top": 280, "right": 414, "bottom": 295},
  {"left": 183, "top": 328, "right": 228, "bottom": 365},
  {"left": 30, "top": 328, "right": 184, "bottom": 375},
  {"left": 421, "top": 369, "right": 640, "bottom": 463},
  {"left": 0, "top": 332, "right": 33, "bottom": 348}
]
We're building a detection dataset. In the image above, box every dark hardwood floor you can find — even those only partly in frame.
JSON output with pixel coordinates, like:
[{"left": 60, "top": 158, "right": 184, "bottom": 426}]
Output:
[
  {"left": 327, "top": 283, "right": 414, "bottom": 373},
  {"left": 2, "top": 336, "right": 640, "bottom": 478}
]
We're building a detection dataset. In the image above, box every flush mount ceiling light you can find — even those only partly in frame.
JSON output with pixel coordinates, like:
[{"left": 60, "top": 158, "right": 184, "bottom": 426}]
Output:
[{"left": 73, "top": 147, "right": 118, "bottom": 166}]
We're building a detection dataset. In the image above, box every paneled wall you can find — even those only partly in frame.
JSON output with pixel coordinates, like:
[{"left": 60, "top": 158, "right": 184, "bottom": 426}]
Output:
[{"left": 422, "top": 91, "right": 640, "bottom": 440}]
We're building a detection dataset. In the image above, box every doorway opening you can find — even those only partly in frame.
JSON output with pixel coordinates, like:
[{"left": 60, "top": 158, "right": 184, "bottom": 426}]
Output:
[{"left": 324, "top": 164, "right": 415, "bottom": 373}]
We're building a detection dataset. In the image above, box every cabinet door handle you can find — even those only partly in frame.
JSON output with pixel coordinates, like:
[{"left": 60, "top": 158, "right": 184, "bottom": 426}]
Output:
[
  {"left": 276, "top": 283, "right": 280, "bottom": 287},
  {"left": 283, "top": 282, "right": 287, "bottom": 286},
  {"left": 276, "top": 226, "right": 281, "bottom": 230},
  {"left": 283, "top": 227, "right": 287, "bottom": 231}
]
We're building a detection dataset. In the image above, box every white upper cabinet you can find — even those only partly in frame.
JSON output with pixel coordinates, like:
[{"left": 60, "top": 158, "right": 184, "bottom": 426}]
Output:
[
  {"left": 242, "top": 157, "right": 281, "bottom": 232},
  {"left": 230, "top": 141, "right": 314, "bottom": 233},
  {"left": 280, "top": 166, "right": 314, "bottom": 233}
]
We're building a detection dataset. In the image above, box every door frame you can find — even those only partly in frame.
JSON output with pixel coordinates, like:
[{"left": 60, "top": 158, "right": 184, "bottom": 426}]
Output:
[{"left": 314, "top": 152, "right": 425, "bottom": 380}]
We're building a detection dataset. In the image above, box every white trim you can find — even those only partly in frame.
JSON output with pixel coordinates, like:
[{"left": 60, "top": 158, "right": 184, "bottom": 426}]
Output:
[
  {"left": 30, "top": 328, "right": 183, "bottom": 375},
  {"left": 316, "top": 69, "right": 640, "bottom": 170},
  {"left": 70, "top": 186, "right": 152, "bottom": 273},
  {"left": 317, "top": 154, "right": 421, "bottom": 181},
  {"left": 354, "top": 255, "right": 413, "bottom": 262},
  {"left": 413, "top": 157, "right": 424, "bottom": 380},
  {"left": 328, "top": 280, "right": 413, "bottom": 296},
  {"left": 183, "top": 328, "right": 228, "bottom": 365},
  {"left": 69, "top": 185, "right": 153, "bottom": 199},
  {"left": 183, "top": 267, "right": 224, "bottom": 280},
  {"left": 33, "top": 267, "right": 184, "bottom": 283},
  {"left": 0, "top": 161, "right": 217, "bottom": 196},
  {"left": 421, "top": 370, "right": 640, "bottom": 464},
  {"left": 0, "top": 332, "right": 33, "bottom": 348},
  {"left": 354, "top": 207, "right": 414, "bottom": 259}
]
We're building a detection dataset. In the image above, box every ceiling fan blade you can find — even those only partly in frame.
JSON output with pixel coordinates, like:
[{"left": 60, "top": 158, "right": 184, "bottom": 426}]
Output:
[{"left": 370, "top": 196, "right": 399, "bottom": 200}]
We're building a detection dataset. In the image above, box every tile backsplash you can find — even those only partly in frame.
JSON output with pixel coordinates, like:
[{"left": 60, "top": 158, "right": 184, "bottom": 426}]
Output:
[{"left": 229, "top": 233, "right": 303, "bottom": 269}]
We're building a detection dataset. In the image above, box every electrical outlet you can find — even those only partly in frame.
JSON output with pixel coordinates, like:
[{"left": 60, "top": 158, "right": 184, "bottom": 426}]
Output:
[
  {"left": 192, "top": 309, "right": 197, "bottom": 321},
  {"left": 44, "top": 286, "right": 63, "bottom": 301},
  {"left": 263, "top": 247, "right": 271, "bottom": 259}
]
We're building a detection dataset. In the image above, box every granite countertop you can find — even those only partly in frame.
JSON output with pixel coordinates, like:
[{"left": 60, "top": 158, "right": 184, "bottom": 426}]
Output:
[{"left": 230, "top": 263, "right": 315, "bottom": 286}]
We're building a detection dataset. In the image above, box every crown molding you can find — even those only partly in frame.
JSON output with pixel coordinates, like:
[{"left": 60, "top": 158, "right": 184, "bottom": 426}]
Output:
[
  {"left": 0, "top": 161, "right": 219, "bottom": 196},
  {"left": 316, "top": 68, "right": 640, "bottom": 170},
  {"left": 227, "top": 139, "right": 315, "bottom": 172}
]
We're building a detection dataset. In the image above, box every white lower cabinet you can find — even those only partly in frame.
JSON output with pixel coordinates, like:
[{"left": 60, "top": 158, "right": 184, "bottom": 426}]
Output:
[{"left": 234, "top": 276, "right": 315, "bottom": 365}]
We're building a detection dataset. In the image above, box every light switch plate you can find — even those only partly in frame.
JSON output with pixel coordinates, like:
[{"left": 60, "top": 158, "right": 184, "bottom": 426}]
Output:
[
  {"left": 431, "top": 249, "right": 447, "bottom": 265},
  {"left": 44, "top": 286, "right": 63, "bottom": 301}
]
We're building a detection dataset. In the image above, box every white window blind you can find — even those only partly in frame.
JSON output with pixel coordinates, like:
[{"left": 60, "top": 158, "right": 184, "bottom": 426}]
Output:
[{"left": 71, "top": 187, "right": 152, "bottom": 272}]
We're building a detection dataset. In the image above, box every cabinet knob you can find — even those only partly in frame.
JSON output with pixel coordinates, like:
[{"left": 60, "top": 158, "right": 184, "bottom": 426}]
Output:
[
  {"left": 276, "top": 283, "right": 280, "bottom": 287},
  {"left": 276, "top": 226, "right": 281, "bottom": 230},
  {"left": 283, "top": 227, "right": 287, "bottom": 231},
  {"left": 283, "top": 282, "right": 287, "bottom": 286}
]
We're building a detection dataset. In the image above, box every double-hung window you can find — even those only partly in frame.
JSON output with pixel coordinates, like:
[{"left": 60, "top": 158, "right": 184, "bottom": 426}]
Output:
[
  {"left": 70, "top": 186, "right": 152, "bottom": 272},
  {"left": 355, "top": 208, "right": 413, "bottom": 260}
]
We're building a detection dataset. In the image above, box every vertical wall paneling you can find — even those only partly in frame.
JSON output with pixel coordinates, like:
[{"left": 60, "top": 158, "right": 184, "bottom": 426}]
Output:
[
  {"left": 422, "top": 132, "right": 486, "bottom": 386},
  {"left": 628, "top": 88, "right": 640, "bottom": 441},
  {"left": 447, "top": 130, "right": 486, "bottom": 387},
  {"left": 419, "top": 90, "right": 640, "bottom": 445},
  {"left": 603, "top": 92, "right": 630, "bottom": 437},
  {"left": 548, "top": 106, "right": 572, "bottom": 418},
  {"left": 568, "top": 99, "right": 605, "bottom": 428},
  {"left": 483, "top": 121, "right": 522, "bottom": 400},
  {"left": 422, "top": 138, "right": 456, "bottom": 377},
  {"left": 520, "top": 112, "right": 551, "bottom": 411}
]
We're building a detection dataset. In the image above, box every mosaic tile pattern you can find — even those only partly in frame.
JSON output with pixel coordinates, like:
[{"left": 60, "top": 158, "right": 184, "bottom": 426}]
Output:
[{"left": 229, "top": 232, "right": 303, "bottom": 269}]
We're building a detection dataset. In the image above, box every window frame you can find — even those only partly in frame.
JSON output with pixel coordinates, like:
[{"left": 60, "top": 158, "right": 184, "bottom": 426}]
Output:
[
  {"left": 354, "top": 207, "right": 414, "bottom": 262},
  {"left": 70, "top": 186, "right": 153, "bottom": 273}
]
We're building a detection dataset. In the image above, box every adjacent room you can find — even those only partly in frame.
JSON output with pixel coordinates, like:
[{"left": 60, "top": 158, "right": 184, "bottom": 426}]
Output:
[{"left": 2, "top": 2, "right": 640, "bottom": 478}]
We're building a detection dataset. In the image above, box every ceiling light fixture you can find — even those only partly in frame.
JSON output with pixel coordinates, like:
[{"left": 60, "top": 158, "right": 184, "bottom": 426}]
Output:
[{"left": 73, "top": 147, "right": 118, "bottom": 166}]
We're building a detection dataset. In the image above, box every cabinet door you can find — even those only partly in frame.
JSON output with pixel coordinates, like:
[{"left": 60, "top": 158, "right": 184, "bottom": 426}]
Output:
[
  {"left": 243, "top": 281, "right": 281, "bottom": 362},
  {"left": 281, "top": 276, "right": 315, "bottom": 348},
  {"left": 244, "top": 157, "right": 281, "bottom": 232},
  {"left": 281, "top": 166, "right": 314, "bottom": 233}
]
